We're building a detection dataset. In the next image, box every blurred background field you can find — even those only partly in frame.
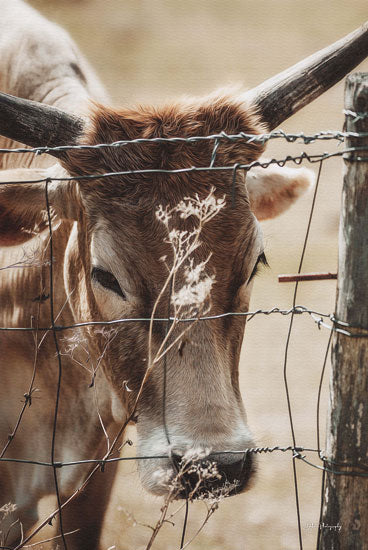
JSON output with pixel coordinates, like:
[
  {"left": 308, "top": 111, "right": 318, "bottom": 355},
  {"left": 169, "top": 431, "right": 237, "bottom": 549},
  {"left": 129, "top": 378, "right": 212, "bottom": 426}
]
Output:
[{"left": 28, "top": 1, "right": 368, "bottom": 549}]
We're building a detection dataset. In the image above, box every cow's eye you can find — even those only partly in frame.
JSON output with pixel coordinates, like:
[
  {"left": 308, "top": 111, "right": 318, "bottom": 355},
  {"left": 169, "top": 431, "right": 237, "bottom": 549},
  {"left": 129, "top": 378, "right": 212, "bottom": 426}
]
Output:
[
  {"left": 91, "top": 267, "right": 125, "bottom": 299},
  {"left": 248, "top": 252, "right": 268, "bottom": 282}
]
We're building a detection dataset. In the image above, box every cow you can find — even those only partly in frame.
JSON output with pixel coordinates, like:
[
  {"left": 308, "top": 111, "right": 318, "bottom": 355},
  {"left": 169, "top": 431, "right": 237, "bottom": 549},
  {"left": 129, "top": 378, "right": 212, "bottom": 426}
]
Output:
[{"left": 0, "top": 1, "right": 367, "bottom": 548}]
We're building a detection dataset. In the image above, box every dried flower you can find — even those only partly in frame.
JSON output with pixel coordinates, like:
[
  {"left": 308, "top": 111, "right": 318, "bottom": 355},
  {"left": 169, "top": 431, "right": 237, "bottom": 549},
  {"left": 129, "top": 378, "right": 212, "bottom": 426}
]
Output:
[
  {"left": 155, "top": 188, "right": 225, "bottom": 315},
  {"left": 0, "top": 503, "right": 17, "bottom": 517}
]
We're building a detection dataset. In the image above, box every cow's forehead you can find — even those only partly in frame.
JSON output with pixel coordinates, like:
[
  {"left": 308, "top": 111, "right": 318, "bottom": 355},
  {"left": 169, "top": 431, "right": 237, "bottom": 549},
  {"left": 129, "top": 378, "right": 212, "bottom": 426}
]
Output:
[
  {"left": 69, "top": 93, "right": 266, "bottom": 292},
  {"left": 85, "top": 179, "right": 256, "bottom": 248},
  {"left": 64, "top": 93, "right": 266, "bottom": 195}
]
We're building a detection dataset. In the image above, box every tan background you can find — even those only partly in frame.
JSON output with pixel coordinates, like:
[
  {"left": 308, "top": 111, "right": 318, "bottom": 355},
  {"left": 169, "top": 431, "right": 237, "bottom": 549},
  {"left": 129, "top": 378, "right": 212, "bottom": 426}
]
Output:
[{"left": 27, "top": 1, "right": 368, "bottom": 549}]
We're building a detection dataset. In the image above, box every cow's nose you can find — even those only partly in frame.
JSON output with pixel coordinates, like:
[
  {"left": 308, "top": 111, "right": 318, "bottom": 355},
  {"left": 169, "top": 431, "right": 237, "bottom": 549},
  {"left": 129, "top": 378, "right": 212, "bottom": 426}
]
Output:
[{"left": 171, "top": 451, "right": 253, "bottom": 499}]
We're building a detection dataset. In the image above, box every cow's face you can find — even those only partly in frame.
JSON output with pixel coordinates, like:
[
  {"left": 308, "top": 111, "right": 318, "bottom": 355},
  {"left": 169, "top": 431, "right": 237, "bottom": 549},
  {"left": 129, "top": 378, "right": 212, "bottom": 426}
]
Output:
[
  {"left": 0, "top": 94, "right": 312, "bottom": 498},
  {"left": 59, "top": 95, "right": 311, "bottom": 496},
  {"left": 80, "top": 178, "right": 263, "bottom": 497}
]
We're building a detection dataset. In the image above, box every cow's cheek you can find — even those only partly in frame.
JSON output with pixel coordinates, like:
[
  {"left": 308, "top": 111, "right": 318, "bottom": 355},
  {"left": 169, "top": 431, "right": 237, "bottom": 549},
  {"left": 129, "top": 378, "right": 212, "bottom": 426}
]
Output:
[{"left": 91, "top": 285, "right": 124, "bottom": 320}]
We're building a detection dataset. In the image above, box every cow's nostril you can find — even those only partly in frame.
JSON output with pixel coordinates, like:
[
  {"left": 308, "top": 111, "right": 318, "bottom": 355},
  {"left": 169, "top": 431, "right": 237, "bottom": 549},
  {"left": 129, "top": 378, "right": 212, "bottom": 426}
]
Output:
[
  {"left": 171, "top": 452, "right": 183, "bottom": 472},
  {"left": 169, "top": 451, "right": 254, "bottom": 499}
]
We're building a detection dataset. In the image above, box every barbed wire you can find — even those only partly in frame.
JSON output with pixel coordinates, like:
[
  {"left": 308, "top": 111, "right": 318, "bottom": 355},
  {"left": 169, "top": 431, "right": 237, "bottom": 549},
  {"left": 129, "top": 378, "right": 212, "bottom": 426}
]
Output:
[
  {"left": 0, "top": 446, "right": 321, "bottom": 468},
  {"left": 1, "top": 147, "right": 368, "bottom": 189},
  {"left": 0, "top": 305, "right": 333, "bottom": 331},
  {"left": 343, "top": 109, "right": 368, "bottom": 122},
  {"left": 0, "top": 303, "right": 365, "bottom": 338},
  {"left": 0, "top": 128, "right": 368, "bottom": 157},
  {"left": 2, "top": 446, "right": 368, "bottom": 476}
]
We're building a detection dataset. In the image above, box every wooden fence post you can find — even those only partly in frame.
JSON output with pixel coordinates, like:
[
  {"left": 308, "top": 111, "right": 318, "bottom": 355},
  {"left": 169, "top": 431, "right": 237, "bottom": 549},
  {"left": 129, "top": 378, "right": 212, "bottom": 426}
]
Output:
[{"left": 320, "top": 73, "right": 368, "bottom": 549}]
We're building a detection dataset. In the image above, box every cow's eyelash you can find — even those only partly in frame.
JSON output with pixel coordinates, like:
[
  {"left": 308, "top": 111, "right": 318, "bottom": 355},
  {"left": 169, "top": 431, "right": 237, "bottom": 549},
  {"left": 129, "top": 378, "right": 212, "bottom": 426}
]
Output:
[
  {"left": 248, "top": 252, "right": 268, "bottom": 282},
  {"left": 91, "top": 267, "right": 126, "bottom": 299}
]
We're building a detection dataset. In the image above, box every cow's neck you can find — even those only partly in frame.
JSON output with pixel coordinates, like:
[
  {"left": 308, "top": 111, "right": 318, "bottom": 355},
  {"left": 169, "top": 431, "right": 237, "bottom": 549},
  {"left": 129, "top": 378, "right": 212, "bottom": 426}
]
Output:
[{"left": 0, "top": 221, "right": 123, "bottom": 487}]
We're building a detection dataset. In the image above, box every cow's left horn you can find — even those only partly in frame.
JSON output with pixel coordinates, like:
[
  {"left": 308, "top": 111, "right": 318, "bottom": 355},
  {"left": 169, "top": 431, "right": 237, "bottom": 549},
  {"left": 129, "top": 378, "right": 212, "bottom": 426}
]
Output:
[
  {"left": 0, "top": 92, "right": 85, "bottom": 158},
  {"left": 247, "top": 22, "right": 368, "bottom": 130}
]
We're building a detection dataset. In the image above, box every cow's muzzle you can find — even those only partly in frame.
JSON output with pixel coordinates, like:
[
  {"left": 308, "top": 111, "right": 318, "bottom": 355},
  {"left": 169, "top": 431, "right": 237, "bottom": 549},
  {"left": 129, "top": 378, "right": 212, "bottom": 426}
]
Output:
[{"left": 170, "top": 450, "right": 254, "bottom": 499}]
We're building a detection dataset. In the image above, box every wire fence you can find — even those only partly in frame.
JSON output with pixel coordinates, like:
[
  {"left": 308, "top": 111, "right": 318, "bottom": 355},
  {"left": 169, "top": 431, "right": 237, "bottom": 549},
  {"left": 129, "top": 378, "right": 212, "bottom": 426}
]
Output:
[{"left": 0, "top": 124, "right": 367, "bottom": 550}]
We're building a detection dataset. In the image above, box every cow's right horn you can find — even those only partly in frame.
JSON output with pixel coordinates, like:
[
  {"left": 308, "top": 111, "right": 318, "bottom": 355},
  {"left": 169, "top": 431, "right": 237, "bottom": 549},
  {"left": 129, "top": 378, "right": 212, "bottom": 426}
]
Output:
[
  {"left": 247, "top": 22, "right": 368, "bottom": 130},
  {"left": 0, "top": 92, "right": 85, "bottom": 159}
]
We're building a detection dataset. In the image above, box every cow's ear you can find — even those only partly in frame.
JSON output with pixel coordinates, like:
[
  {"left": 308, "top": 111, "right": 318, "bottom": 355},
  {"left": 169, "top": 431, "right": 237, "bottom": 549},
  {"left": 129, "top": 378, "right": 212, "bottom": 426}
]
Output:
[
  {"left": 0, "top": 168, "right": 79, "bottom": 246},
  {"left": 246, "top": 164, "right": 314, "bottom": 221}
]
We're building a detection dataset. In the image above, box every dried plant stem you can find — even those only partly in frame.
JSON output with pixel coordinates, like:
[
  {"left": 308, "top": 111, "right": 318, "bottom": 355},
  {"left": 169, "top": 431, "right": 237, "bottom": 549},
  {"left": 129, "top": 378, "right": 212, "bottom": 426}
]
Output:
[
  {"left": 180, "top": 505, "right": 216, "bottom": 550},
  {"left": 144, "top": 487, "right": 178, "bottom": 550},
  {"left": 22, "top": 529, "right": 80, "bottom": 548},
  {"left": 0, "top": 305, "right": 41, "bottom": 459}
]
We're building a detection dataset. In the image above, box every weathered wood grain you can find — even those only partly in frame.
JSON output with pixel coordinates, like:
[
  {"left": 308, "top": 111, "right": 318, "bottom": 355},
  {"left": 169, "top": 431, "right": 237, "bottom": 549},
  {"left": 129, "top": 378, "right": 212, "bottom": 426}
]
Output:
[{"left": 321, "top": 72, "right": 368, "bottom": 550}]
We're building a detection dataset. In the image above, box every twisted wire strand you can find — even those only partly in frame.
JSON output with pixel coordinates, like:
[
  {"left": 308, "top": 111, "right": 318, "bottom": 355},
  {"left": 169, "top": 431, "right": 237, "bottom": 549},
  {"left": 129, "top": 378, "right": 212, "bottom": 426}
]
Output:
[
  {"left": 1, "top": 146, "right": 368, "bottom": 190},
  {"left": 1, "top": 127, "right": 368, "bottom": 156},
  {"left": 1, "top": 445, "right": 367, "bottom": 477},
  {"left": 0, "top": 305, "right": 332, "bottom": 332}
]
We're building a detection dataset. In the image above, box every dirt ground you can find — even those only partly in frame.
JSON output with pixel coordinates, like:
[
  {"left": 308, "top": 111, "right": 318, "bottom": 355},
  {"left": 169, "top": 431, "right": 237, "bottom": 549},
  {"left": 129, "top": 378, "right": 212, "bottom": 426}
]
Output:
[{"left": 26, "top": 1, "right": 368, "bottom": 548}]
